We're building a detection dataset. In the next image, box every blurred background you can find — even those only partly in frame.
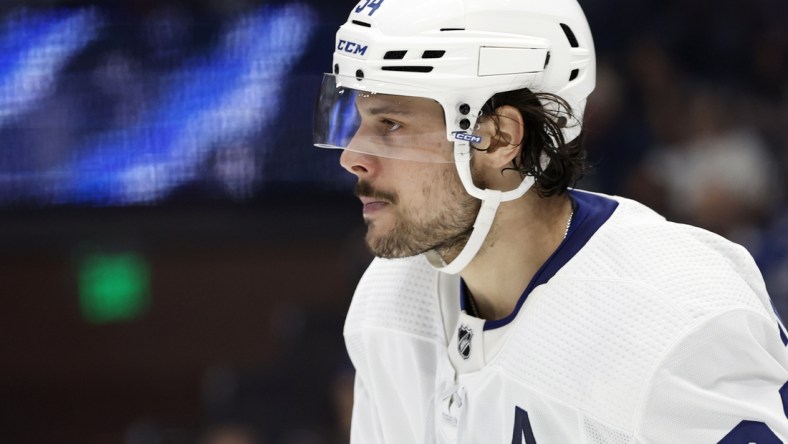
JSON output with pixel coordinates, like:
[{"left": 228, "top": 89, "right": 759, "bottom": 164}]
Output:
[{"left": 0, "top": 0, "right": 784, "bottom": 442}]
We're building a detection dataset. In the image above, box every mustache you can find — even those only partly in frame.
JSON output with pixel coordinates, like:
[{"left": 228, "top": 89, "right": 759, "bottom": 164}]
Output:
[{"left": 355, "top": 181, "right": 398, "bottom": 205}]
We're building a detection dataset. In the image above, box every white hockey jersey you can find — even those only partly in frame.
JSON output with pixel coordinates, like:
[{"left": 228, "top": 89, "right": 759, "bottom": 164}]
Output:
[{"left": 344, "top": 190, "right": 788, "bottom": 443}]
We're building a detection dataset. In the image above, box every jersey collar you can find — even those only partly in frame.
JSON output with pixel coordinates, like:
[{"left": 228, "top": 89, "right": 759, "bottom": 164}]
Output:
[{"left": 459, "top": 189, "right": 619, "bottom": 331}]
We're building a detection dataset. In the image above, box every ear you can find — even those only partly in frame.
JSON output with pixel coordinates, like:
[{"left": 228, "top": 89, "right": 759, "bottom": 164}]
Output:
[{"left": 473, "top": 105, "right": 525, "bottom": 170}]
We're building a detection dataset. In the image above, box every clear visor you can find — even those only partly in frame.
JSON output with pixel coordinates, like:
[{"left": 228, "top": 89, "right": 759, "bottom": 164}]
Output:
[{"left": 313, "top": 73, "right": 456, "bottom": 163}]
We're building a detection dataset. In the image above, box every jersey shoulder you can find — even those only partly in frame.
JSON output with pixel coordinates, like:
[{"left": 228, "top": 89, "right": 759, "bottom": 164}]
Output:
[
  {"left": 344, "top": 255, "right": 446, "bottom": 343},
  {"left": 569, "top": 192, "right": 773, "bottom": 321},
  {"left": 494, "top": 192, "right": 780, "bottom": 434}
]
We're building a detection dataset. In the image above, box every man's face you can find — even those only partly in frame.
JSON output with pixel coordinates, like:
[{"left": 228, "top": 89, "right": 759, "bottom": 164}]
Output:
[{"left": 340, "top": 94, "right": 480, "bottom": 259}]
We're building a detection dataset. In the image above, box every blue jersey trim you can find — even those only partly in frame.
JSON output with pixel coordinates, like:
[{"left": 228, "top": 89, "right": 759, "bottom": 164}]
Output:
[
  {"left": 718, "top": 420, "right": 782, "bottom": 443},
  {"left": 780, "top": 323, "right": 788, "bottom": 347},
  {"left": 463, "top": 190, "right": 619, "bottom": 331}
]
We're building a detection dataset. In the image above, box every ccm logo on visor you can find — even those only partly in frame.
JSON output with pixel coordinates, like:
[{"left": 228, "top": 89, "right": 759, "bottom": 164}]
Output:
[
  {"left": 454, "top": 132, "right": 482, "bottom": 144},
  {"left": 337, "top": 39, "right": 368, "bottom": 57}
]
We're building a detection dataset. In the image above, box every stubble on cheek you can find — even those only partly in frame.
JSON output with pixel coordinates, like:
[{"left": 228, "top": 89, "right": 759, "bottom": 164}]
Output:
[{"left": 363, "top": 166, "right": 480, "bottom": 260}]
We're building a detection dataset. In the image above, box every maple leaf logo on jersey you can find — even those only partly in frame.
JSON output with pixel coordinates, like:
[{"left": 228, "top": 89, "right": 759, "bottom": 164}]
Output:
[{"left": 458, "top": 325, "right": 473, "bottom": 360}]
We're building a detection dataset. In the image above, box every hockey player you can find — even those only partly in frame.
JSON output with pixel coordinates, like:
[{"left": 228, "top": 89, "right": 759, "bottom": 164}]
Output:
[{"left": 313, "top": 0, "right": 788, "bottom": 442}]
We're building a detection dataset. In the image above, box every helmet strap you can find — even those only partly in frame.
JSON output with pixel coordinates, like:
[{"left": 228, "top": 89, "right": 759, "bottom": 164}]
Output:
[
  {"left": 424, "top": 189, "right": 502, "bottom": 274},
  {"left": 424, "top": 140, "right": 539, "bottom": 274}
]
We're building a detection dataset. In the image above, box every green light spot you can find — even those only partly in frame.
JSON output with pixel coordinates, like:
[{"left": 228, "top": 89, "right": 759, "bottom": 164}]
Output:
[{"left": 79, "top": 254, "right": 150, "bottom": 324}]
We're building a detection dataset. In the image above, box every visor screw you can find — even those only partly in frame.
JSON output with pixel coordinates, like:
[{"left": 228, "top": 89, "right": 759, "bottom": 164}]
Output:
[
  {"left": 355, "top": 69, "right": 364, "bottom": 80},
  {"left": 459, "top": 103, "right": 471, "bottom": 115},
  {"left": 459, "top": 119, "right": 471, "bottom": 130},
  {"left": 334, "top": 64, "right": 340, "bottom": 75}
]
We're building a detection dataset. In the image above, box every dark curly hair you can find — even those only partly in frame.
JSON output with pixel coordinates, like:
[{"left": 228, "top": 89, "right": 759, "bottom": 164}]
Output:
[{"left": 477, "top": 89, "right": 587, "bottom": 197}]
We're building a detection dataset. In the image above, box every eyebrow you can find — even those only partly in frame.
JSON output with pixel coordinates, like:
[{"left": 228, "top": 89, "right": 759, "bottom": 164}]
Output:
[{"left": 365, "top": 105, "right": 412, "bottom": 116}]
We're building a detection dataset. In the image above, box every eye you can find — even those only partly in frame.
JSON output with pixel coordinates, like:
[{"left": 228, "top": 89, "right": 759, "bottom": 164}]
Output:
[{"left": 380, "top": 118, "right": 401, "bottom": 132}]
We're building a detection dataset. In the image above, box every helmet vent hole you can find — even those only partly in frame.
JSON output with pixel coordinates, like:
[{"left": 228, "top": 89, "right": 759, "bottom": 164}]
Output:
[
  {"left": 422, "top": 50, "right": 445, "bottom": 59},
  {"left": 384, "top": 50, "right": 407, "bottom": 60},
  {"left": 352, "top": 20, "right": 371, "bottom": 27},
  {"left": 356, "top": 69, "right": 364, "bottom": 80},
  {"left": 334, "top": 64, "right": 340, "bottom": 75},
  {"left": 381, "top": 66, "right": 434, "bottom": 73},
  {"left": 440, "top": 28, "right": 464, "bottom": 32},
  {"left": 569, "top": 69, "right": 579, "bottom": 81},
  {"left": 560, "top": 23, "right": 579, "bottom": 48}
]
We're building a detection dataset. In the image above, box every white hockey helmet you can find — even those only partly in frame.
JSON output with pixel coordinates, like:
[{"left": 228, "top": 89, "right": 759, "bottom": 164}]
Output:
[{"left": 315, "top": 0, "right": 596, "bottom": 273}]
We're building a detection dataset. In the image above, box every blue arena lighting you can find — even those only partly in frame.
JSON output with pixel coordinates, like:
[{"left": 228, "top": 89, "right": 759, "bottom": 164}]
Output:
[
  {"left": 0, "top": 9, "right": 101, "bottom": 126},
  {"left": 51, "top": 4, "right": 316, "bottom": 205}
]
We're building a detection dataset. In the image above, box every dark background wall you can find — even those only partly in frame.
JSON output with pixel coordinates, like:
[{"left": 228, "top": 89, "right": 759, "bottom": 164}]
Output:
[{"left": 0, "top": 200, "right": 367, "bottom": 444}]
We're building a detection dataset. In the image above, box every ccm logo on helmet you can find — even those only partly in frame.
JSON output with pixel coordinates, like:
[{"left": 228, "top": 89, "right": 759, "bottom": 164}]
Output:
[
  {"left": 454, "top": 132, "right": 482, "bottom": 144},
  {"left": 337, "top": 39, "right": 368, "bottom": 56}
]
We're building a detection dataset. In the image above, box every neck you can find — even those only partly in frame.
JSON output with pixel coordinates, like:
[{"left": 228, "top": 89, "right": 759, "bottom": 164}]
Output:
[{"left": 457, "top": 191, "right": 573, "bottom": 321}]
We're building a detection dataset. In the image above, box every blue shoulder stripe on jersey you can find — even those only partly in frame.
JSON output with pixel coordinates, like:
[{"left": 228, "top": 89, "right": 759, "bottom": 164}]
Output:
[
  {"left": 718, "top": 420, "right": 782, "bottom": 443},
  {"left": 474, "top": 190, "right": 619, "bottom": 331}
]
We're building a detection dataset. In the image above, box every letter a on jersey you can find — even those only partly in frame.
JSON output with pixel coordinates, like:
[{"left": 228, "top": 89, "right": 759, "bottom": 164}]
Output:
[{"left": 512, "top": 407, "right": 537, "bottom": 444}]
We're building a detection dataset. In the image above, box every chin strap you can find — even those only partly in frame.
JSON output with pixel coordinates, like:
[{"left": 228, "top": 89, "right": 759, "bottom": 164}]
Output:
[
  {"left": 424, "top": 189, "right": 503, "bottom": 274},
  {"left": 424, "top": 140, "right": 541, "bottom": 275}
]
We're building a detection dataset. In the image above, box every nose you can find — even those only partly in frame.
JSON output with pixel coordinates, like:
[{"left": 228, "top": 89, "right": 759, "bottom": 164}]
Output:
[{"left": 339, "top": 146, "right": 379, "bottom": 178}]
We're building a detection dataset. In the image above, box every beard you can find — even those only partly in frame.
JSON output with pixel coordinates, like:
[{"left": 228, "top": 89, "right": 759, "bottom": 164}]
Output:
[{"left": 356, "top": 166, "right": 481, "bottom": 260}]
